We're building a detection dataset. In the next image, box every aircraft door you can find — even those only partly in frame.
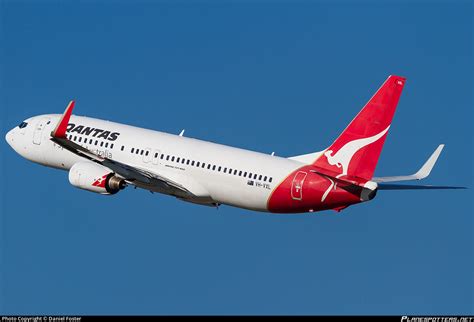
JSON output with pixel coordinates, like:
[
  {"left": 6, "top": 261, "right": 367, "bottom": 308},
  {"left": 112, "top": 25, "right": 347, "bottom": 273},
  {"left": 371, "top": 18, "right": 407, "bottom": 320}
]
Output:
[
  {"left": 291, "top": 171, "right": 307, "bottom": 201},
  {"left": 152, "top": 149, "right": 161, "bottom": 165},
  {"left": 143, "top": 148, "right": 152, "bottom": 163},
  {"left": 33, "top": 117, "right": 50, "bottom": 145}
]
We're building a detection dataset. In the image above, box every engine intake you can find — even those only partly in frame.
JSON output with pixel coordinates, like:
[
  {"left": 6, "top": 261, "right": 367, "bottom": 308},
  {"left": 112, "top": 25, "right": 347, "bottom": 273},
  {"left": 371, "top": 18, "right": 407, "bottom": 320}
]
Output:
[{"left": 69, "top": 162, "right": 126, "bottom": 195}]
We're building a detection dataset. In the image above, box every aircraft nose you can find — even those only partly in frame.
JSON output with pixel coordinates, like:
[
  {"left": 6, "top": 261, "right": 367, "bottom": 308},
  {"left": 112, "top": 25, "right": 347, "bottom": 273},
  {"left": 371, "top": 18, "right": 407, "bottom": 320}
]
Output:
[{"left": 5, "top": 128, "right": 15, "bottom": 147}]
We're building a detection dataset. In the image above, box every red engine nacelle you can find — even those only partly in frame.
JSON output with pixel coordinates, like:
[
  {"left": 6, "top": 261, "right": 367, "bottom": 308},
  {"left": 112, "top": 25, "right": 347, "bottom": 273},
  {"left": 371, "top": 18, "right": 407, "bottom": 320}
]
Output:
[{"left": 68, "top": 162, "right": 126, "bottom": 195}]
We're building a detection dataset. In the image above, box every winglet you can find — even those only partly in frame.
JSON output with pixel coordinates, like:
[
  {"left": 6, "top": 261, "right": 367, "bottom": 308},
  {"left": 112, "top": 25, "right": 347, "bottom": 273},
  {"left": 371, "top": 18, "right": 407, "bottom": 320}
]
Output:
[
  {"left": 373, "top": 144, "right": 445, "bottom": 183},
  {"left": 413, "top": 144, "right": 444, "bottom": 180},
  {"left": 51, "top": 100, "right": 75, "bottom": 138}
]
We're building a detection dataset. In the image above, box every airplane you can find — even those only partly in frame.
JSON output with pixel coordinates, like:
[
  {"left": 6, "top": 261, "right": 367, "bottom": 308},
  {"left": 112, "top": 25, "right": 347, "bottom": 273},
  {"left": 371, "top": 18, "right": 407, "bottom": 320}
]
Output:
[{"left": 5, "top": 75, "right": 465, "bottom": 213}]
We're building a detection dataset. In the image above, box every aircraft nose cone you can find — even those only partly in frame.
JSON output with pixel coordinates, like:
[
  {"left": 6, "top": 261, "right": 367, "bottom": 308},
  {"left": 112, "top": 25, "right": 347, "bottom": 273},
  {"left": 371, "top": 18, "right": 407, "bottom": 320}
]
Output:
[{"left": 5, "top": 128, "right": 14, "bottom": 147}]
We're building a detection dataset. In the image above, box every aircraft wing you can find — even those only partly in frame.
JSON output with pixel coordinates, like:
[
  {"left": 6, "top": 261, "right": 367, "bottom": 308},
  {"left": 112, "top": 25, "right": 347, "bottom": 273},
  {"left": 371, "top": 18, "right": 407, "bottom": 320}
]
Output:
[
  {"left": 373, "top": 144, "right": 444, "bottom": 183},
  {"left": 50, "top": 101, "right": 194, "bottom": 197},
  {"left": 373, "top": 144, "right": 466, "bottom": 190}
]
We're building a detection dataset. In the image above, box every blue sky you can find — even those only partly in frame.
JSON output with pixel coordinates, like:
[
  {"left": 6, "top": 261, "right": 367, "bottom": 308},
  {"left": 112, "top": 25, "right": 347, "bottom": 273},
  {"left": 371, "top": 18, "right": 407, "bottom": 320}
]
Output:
[{"left": 1, "top": 0, "right": 472, "bottom": 315}]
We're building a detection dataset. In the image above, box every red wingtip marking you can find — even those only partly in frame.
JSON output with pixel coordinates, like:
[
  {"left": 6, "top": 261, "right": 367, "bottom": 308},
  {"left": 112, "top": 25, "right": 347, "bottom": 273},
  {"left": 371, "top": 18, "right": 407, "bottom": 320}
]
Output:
[{"left": 52, "top": 100, "right": 75, "bottom": 138}]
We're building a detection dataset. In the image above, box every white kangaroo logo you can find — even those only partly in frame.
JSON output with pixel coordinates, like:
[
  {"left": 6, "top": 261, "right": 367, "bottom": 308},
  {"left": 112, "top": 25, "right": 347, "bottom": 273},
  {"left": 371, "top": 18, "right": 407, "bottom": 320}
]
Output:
[{"left": 321, "top": 125, "right": 390, "bottom": 202}]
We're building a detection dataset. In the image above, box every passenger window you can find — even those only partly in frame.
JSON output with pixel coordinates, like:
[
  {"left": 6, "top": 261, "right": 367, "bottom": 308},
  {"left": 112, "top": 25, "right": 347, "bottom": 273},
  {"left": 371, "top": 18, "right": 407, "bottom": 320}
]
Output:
[
  {"left": 140, "top": 150, "right": 143, "bottom": 155},
  {"left": 95, "top": 140, "right": 98, "bottom": 146},
  {"left": 238, "top": 171, "right": 242, "bottom": 176},
  {"left": 248, "top": 173, "right": 252, "bottom": 178},
  {"left": 202, "top": 163, "right": 205, "bottom": 168},
  {"left": 100, "top": 141, "right": 104, "bottom": 147},
  {"left": 105, "top": 142, "right": 109, "bottom": 148},
  {"left": 186, "top": 160, "right": 190, "bottom": 165},
  {"left": 207, "top": 164, "right": 211, "bottom": 169},
  {"left": 78, "top": 137, "right": 82, "bottom": 143},
  {"left": 73, "top": 136, "right": 77, "bottom": 141},
  {"left": 269, "top": 177, "right": 273, "bottom": 183},
  {"left": 244, "top": 172, "right": 247, "bottom": 177},
  {"left": 258, "top": 175, "right": 262, "bottom": 180},
  {"left": 89, "top": 139, "right": 93, "bottom": 144},
  {"left": 111, "top": 144, "right": 114, "bottom": 149},
  {"left": 131, "top": 148, "right": 135, "bottom": 153},
  {"left": 122, "top": 146, "right": 125, "bottom": 151},
  {"left": 160, "top": 154, "right": 164, "bottom": 159},
  {"left": 155, "top": 152, "right": 158, "bottom": 158},
  {"left": 223, "top": 168, "right": 227, "bottom": 173},
  {"left": 264, "top": 176, "right": 267, "bottom": 181},
  {"left": 218, "top": 166, "right": 221, "bottom": 172},
  {"left": 181, "top": 158, "right": 185, "bottom": 164},
  {"left": 254, "top": 174, "right": 257, "bottom": 179},
  {"left": 212, "top": 165, "right": 216, "bottom": 171},
  {"left": 191, "top": 161, "right": 195, "bottom": 166},
  {"left": 234, "top": 170, "right": 237, "bottom": 175},
  {"left": 145, "top": 151, "right": 149, "bottom": 156},
  {"left": 166, "top": 155, "right": 170, "bottom": 160},
  {"left": 171, "top": 156, "right": 175, "bottom": 162},
  {"left": 176, "top": 157, "right": 180, "bottom": 163},
  {"left": 196, "top": 162, "right": 200, "bottom": 167}
]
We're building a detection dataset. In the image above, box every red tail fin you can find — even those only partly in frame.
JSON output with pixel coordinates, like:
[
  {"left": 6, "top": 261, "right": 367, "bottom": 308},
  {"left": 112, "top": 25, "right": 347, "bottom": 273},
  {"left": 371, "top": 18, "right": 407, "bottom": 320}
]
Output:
[{"left": 313, "top": 75, "right": 406, "bottom": 180}]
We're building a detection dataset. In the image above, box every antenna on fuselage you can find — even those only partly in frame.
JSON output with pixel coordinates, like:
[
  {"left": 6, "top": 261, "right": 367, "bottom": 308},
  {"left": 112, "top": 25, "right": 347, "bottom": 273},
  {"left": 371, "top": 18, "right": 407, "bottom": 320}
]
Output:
[{"left": 179, "top": 129, "right": 185, "bottom": 137}]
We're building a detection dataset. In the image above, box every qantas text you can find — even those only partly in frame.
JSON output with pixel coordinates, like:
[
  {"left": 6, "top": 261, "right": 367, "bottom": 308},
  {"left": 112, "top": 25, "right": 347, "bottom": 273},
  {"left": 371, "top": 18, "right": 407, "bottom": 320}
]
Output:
[{"left": 66, "top": 123, "right": 120, "bottom": 141}]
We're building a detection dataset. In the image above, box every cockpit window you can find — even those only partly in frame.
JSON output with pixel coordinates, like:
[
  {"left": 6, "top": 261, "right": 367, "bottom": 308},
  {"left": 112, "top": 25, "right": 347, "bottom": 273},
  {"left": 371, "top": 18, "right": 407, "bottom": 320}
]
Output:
[{"left": 18, "top": 121, "right": 28, "bottom": 129}]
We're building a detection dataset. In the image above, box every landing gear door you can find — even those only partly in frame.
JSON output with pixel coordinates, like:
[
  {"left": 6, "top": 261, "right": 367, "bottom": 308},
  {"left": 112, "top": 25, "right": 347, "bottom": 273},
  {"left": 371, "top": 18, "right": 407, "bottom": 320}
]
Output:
[
  {"left": 291, "top": 171, "right": 307, "bottom": 201},
  {"left": 33, "top": 117, "right": 50, "bottom": 145}
]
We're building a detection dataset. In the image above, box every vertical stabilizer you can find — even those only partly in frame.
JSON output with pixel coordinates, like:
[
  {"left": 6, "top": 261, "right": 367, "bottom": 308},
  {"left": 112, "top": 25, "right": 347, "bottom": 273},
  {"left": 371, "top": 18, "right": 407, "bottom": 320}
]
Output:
[{"left": 313, "top": 75, "right": 406, "bottom": 180}]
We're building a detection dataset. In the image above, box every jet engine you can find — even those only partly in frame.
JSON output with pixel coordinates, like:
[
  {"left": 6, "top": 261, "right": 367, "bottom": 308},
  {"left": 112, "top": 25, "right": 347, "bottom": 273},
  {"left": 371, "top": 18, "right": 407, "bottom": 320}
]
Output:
[{"left": 69, "top": 162, "right": 126, "bottom": 195}]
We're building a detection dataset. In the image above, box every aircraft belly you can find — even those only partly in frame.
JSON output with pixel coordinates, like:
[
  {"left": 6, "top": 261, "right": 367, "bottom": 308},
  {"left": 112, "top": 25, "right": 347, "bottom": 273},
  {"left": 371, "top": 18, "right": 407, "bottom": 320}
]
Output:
[{"left": 208, "top": 182, "right": 270, "bottom": 211}]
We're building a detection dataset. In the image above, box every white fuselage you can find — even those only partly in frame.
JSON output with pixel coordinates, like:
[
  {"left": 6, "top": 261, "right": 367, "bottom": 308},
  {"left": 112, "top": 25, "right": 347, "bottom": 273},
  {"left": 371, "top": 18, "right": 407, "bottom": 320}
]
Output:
[{"left": 6, "top": 114, "right": 305, "bottom": 212}]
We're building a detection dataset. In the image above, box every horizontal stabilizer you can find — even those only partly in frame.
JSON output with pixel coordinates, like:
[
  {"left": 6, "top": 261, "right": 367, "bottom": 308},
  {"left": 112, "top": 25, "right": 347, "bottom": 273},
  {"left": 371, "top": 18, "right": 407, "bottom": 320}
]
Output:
[
  {"left": 378, "top": 184, "right": 466, "bottom": 190},
  {"left": 373, "top": 144, "right": 444, "bottom": 183}
]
